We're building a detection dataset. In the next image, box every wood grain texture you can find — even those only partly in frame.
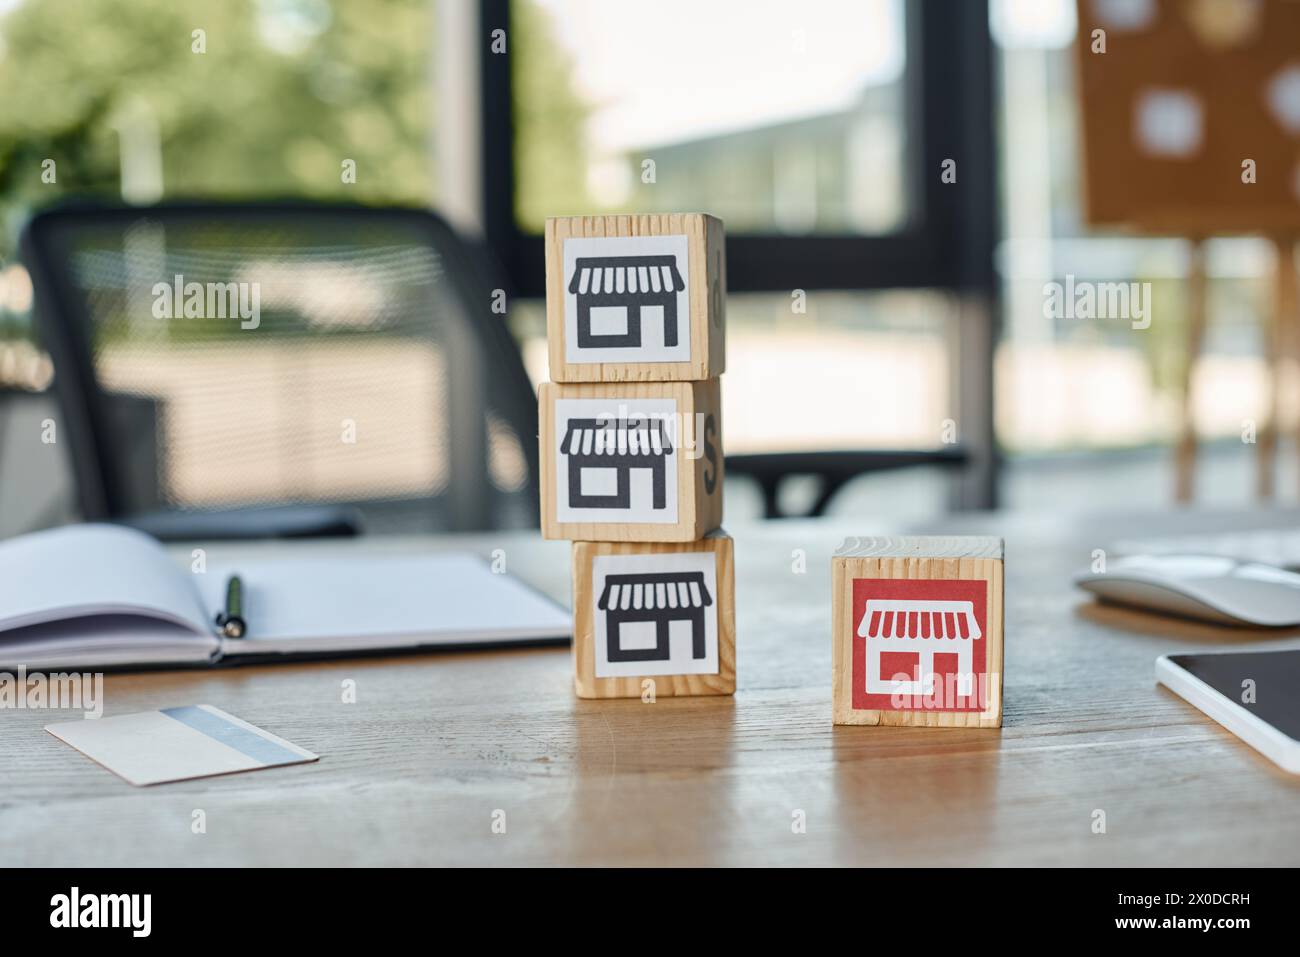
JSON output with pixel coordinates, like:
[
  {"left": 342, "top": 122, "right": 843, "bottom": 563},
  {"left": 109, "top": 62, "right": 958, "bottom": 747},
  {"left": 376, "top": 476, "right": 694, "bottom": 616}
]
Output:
[
  {"left": 571, "top": 534, "right": 735, "bottom": 699},
  {"left": 832, "top": 537, "right": 1004, "bottom": 729},
  {"left": 4, "top": 512, "right": 1300, "bottom": 866},
  {"left": 836, "top": 535, "right": 1004, "bottom": 559},
  {"left": 538, "top": 378, "right": 723, "bottom": 542},
  {"left": 544, "top": 213, "right": 725, "bottom": 383}
]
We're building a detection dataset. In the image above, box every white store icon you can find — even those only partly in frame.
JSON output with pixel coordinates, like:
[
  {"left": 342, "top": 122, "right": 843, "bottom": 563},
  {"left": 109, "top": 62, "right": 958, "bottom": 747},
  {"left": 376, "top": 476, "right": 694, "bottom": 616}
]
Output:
[{"left": 857, "top": 599, "right": 981, "bottom": 697}]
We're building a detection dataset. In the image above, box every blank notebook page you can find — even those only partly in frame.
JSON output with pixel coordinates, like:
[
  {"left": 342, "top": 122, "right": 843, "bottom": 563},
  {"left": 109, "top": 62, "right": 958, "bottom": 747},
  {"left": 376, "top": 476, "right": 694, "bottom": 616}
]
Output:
[
  {"left": 0, "top": 524, "right": 209, "bottom": 633},
  {"left": 198, "top": 552, "right": 570, "bottom": 652}
]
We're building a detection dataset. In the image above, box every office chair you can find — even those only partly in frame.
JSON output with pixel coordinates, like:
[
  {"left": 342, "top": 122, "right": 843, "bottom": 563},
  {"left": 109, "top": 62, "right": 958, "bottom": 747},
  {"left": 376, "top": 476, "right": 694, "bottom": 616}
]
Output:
[{"left": 21, "top": 201, "right": 539, "bottom": 539}]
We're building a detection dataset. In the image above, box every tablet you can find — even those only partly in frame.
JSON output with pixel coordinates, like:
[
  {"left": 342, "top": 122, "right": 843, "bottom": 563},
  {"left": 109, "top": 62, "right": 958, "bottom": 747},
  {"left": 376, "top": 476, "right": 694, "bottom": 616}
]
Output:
[{"left": 1156, "top": 649, "right": 1300, "bottom": 774}]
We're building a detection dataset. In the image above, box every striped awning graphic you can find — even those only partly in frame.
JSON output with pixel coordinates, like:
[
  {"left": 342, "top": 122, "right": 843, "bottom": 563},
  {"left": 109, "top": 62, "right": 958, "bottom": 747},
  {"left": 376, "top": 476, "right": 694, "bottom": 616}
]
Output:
[
  {"left": 856, "top": 599, "right": 981, "bottom": 640},
  {"left": 562, "top": 418, "right": 673, "bottom": 457},
  {"left": 598, "top": 572, "right": 712, "bottom": 611},
  {"left": 569, "top": 256, "right": 686, "bottom": 296}
]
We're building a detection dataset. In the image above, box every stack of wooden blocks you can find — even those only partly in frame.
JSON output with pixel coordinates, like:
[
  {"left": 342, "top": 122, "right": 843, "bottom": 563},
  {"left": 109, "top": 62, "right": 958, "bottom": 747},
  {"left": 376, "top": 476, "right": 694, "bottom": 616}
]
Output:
[{"left": 539, "top": 214, "right": 735, "bottom": 699}]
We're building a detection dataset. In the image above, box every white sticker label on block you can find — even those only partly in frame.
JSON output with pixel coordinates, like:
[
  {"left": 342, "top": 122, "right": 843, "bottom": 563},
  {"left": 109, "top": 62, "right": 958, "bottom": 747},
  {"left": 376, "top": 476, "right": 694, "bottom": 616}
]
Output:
[
  {"left": 563, "top": 234, "right": 691, "bottom": 365},
  {"left": 554, "top": 397, "right": 679, "bottom": 525},
  {"left": 592, "top": 551, "right": 719, "bottom": 678}
]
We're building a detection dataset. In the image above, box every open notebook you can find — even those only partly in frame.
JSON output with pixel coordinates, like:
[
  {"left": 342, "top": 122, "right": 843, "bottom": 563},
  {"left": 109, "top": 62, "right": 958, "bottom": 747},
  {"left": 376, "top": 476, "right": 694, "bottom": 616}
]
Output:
[{"left": 0, "top": 524, "right": 571, "bottom": 671}]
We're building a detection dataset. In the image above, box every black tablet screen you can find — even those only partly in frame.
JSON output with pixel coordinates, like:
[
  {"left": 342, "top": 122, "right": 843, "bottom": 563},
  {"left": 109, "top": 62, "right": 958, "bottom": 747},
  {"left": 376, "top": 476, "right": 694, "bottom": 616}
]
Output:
[{"left": 1168, "top": 649, "right": 1300, "bottom": 741}]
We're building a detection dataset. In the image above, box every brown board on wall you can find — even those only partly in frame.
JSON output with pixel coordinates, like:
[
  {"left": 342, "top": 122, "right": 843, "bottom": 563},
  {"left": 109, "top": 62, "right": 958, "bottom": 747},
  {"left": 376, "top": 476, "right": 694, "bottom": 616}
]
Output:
[{"left": 1075, "top": 0, "right": 1300, "bottom": 233}]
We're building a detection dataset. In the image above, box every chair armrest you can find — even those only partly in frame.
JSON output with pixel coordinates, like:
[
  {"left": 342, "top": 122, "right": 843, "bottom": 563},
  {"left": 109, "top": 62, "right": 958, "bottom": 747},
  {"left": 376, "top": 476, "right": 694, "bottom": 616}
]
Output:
[{"left": 725, "top": 448, "right": 969, "bottom": 518}]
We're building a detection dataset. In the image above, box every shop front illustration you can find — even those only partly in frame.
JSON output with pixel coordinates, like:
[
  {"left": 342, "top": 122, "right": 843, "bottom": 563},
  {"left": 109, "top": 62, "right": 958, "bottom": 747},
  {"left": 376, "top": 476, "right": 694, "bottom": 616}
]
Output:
[
  {"left": 598, "top": 570, "right": 711, "bottom": 662},
  {"left": 561, "top": 416, "right": 673, "bottom": 512},
  {"left": 851, "top": 577, "right": 988, "bottom": 712},
  {"left": 568, "top": 255, "right": 686, "bottom": 350}
]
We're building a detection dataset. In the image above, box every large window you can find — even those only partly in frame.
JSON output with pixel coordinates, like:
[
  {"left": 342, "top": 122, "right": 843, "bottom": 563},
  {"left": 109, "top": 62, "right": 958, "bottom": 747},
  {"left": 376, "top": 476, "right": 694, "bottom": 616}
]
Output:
[
  {"left": 512, "top": 0, "right": 908, "bottom": 236},
  {"left": 0, "top": 0, "right": 445, "bottom": 531},
  {"left": 0, "top": 0, "right": 437, "bottom": 374},
  {"left": 991, "top": 0, "right": 1284, "bottom": 506},
  {"left": 0, "top": 0, "right": 1003, "bottom": 526},
  {"left": 0, "top": 0, "right": 435, "bottom": 219},
  {"left": 496, "top": 0, "right": 997, "bottom": 295},
  {"left": 502, "top": 0, "right": 998, "bottom": 507}
]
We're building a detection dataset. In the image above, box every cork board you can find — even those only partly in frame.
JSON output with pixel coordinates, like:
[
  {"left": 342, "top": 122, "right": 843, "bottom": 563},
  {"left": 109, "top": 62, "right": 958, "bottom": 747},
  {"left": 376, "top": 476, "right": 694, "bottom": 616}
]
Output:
[{"left": 1075, "top": 0, "right": 1300, "bottom": 233}]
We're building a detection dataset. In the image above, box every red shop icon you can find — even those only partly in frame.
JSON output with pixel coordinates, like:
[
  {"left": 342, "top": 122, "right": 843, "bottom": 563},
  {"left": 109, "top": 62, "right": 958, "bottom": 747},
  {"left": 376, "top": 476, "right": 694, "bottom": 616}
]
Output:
[{"left": 851, "top": 578, "right": 988, "bottom": 713}]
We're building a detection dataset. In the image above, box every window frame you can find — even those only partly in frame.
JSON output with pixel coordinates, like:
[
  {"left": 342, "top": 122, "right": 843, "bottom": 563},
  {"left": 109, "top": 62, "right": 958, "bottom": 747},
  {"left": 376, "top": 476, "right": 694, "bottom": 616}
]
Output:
[{"left": 478, "top": 0, "right": 1000, "bottom": 507}]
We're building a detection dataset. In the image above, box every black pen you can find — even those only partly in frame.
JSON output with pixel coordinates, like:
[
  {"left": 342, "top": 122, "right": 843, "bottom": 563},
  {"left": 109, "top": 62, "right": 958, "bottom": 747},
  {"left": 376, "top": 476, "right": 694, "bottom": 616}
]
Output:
[{"left": 215, "top": 574, "right": 247, "bottom": 639}]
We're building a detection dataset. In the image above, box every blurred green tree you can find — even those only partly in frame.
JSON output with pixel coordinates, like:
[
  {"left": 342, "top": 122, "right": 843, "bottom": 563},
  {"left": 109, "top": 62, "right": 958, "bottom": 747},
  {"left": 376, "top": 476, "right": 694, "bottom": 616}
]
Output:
[
  {"left": 0, "top": 0, "right": 430, "bottom": 243},
  {"left": 0, "top": 0, "right": 589, "bottom": 251},
  {"left": 511, "top": 0, "right": 592, "bottom": 231}
]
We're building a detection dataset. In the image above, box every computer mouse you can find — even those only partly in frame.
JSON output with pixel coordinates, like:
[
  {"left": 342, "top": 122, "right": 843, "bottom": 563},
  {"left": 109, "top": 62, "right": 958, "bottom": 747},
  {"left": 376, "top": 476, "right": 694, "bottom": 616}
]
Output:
[{"left": 1074, "top": 554, "right": 1300, "bottom": 627}]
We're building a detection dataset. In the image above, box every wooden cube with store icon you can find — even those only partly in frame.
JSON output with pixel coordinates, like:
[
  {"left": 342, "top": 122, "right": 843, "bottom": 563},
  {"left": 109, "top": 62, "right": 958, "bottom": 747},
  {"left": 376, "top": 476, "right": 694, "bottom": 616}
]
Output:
[
  {"left": 832, "top": 535, "right": 1004, "bottom": 728},
  {"left": 544, "top": 213, "right": 726, "bottom": 383},
  {"left": 571, "top": 531, "right": 735, "bottom": 699},
  {"left": 538, "top": 378, "right": 722, "bottom": 543}
]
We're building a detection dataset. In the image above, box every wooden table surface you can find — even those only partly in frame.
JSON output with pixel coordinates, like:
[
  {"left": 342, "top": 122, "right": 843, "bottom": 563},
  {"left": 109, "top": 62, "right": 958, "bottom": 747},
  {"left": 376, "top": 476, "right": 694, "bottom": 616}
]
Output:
[{"left": 4, "top": 510, "right": 1299, "bottom": 867}]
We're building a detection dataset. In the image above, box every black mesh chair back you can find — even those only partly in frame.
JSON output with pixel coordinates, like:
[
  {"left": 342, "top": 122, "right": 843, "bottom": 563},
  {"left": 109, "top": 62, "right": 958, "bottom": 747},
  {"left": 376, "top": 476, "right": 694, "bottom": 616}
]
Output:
[{"left": 21, "top": 202, "right": 538, "bottom": 536}]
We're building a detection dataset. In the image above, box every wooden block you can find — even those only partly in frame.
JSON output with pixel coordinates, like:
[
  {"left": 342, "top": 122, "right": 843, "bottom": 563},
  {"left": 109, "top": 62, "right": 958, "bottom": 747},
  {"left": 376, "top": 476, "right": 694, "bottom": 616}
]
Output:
[
  {"left": 544, "top": 213, "right": 726, "bottom": 383},
  {"left": 832, "top": 536, "right": 1004, "bottom": 728},
  {"left": 572, "top": 532, "right": 735, "bottom": 699},
  {"left": 539, "top": 378, "right": 722, "bottom": 542}
]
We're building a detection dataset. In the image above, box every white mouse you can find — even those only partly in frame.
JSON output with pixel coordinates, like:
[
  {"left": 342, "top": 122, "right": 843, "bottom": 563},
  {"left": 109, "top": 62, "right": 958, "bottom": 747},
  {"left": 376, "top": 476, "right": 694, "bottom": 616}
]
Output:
[{"left": 1074, "top": 554, "right": 1300, "bottom": 627}]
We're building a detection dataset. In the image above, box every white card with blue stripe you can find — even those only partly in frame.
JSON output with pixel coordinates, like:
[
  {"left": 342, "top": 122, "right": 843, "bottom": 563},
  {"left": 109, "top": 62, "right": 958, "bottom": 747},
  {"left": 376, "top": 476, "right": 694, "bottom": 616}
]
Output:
[{"left": 46, "top": 704, "right": 318, "bottom": 786}]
